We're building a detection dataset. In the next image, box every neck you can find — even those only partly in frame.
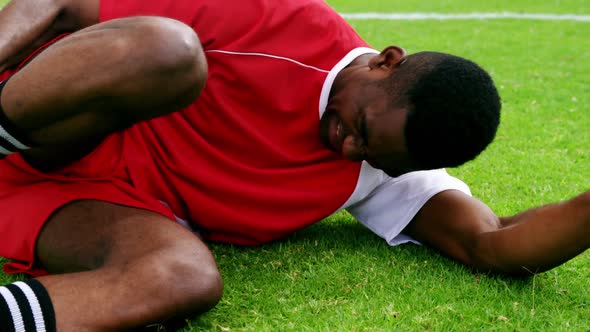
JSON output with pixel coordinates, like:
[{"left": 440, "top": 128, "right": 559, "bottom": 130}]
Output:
[
  {"left": 330, "top": 53, "right": 375, "bottom": 98},
  {"left": 348, "top": 53, "right": 374, "bottom": 67}
]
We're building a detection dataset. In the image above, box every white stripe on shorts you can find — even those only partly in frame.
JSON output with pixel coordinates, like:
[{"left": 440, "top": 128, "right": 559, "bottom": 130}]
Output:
[
  {"left": 0, "top": 286, "right": 26, "bottom": 332},
  {"left": 14, "top": 281, "right": 47, "bottom": 332}
]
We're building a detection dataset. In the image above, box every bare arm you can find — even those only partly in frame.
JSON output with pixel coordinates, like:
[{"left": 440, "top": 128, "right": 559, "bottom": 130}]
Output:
[
  {"left": 0, "top": 0, "right": 99, "bottom": 71},
  {"left": 404, "top": 189, "right": 590, "bottom": 276}
]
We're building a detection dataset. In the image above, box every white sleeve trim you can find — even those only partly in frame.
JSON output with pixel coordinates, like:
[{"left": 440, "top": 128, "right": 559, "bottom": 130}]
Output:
[{"left": 346, "top": 169, "right": 471, "bottom": 246}]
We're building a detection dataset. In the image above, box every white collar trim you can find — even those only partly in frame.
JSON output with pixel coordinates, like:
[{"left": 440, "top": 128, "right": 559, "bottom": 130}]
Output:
[{"left": 318, "top": 47, "right": 379, "bottom": 118}]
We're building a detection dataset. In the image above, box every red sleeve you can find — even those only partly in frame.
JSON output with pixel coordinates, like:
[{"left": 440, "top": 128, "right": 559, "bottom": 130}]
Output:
[
  {"left": 98, "top": 0, "right": 370, "bottom": 63},
  {"left": 99, "top": 0, "right": 216, "bottom": 47},
  {"left": 99, "top": 0, "right": 197, "bottom": 22}
]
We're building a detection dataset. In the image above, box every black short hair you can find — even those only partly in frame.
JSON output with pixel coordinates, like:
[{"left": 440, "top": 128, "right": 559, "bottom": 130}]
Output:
[{"left": 400, "top": 52, "right": 501, "bottom": 169}]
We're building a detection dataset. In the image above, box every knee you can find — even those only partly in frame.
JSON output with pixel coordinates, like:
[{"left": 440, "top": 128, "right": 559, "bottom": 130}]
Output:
[
  {"left": 140, "top": 17, "right": 207, "bottom": 96},
  {"left": 152, "top": 250, "right": 224, "bottom": 313},
  {"left": 113, "top": 16, "right": 208, "bottom": 98},
  {"left": 121, "top": 246, "right": 223, "bottom": 322},
  {"left": 179, "top": 258, "right": 224, "bottom": 312}
]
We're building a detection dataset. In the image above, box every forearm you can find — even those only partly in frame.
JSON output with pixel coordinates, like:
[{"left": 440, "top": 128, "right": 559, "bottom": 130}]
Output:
[
  {"left": 0, "top": 0, "right": 73, "bottom": 71},
  {"left": 405, "top": 189, "right": 590, "bottom": 277},
  {"left": 484, "top": 190, "right": 590, "bottom": 274}
]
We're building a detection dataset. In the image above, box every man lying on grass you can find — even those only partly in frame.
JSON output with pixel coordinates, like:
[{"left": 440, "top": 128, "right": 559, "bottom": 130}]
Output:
[{"left": 0, "top": 0, "right": 588, "bottom": 331}]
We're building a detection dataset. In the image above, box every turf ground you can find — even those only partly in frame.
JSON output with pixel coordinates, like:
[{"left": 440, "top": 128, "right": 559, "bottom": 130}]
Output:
[{"left": 1, "top": 0, "right": 589, "bottom": 331}]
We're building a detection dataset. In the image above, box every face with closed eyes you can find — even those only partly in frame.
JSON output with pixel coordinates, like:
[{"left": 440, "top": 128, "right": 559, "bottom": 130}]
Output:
[{"left": 319, "top": 46, "right": 419, "bottom": 177}]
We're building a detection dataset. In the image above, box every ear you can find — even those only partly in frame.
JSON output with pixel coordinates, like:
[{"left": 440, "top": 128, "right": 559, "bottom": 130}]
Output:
[{"left": 369, "top": 46, "right": 407, "bottom": 71}]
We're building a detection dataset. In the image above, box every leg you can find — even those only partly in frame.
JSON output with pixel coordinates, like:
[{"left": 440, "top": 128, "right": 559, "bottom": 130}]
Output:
[
  {"left": 34, "top": 200, "right": 222, "bottom": 331},
  {"left": 404, "top": 190, "right": 590, "bottom": 276},
  {"left": 0, "top": 16, "right": 207, "bottom": 168}
]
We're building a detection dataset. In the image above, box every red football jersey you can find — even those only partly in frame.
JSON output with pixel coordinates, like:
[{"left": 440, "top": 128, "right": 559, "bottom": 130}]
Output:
[
  {"left": 0, "top": 0, "right": 472, "bottom": 277},
  {"left": 100, "top": 0, "right": 372, "bottom": 244}
]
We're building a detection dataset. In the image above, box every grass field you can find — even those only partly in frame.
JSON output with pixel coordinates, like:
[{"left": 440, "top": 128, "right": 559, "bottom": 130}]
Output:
[{"left": 1, "top": 0, "right": 589, "bottom": 331}]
